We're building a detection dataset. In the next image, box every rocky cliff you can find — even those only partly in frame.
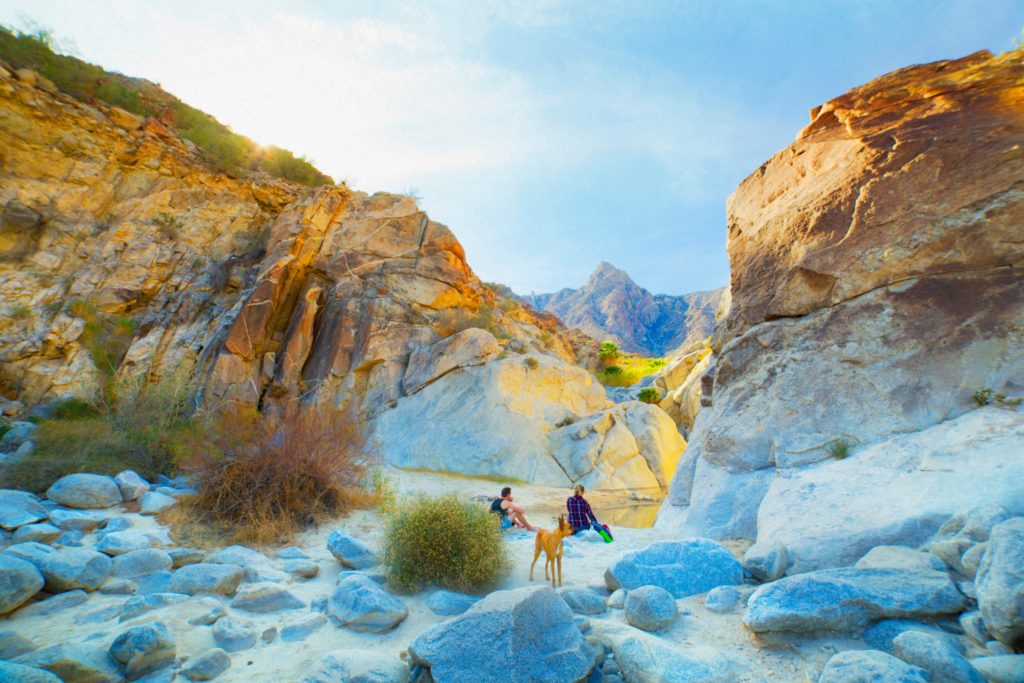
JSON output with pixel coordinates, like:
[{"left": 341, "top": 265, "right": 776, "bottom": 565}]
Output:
[
  {"left": 0, "top": 62, "right": 684, "bottom": 491},
  {"left": 525, "top": 262, "right": 723, "bottom": 356},
  {"left": 659, "top": 50, "right": 1024, "bottom": 563}
]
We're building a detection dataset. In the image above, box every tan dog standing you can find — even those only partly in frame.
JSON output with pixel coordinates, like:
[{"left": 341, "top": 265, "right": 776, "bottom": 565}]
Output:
[{"left": 529, "top": 515, "right": 575, "bottom": 588}]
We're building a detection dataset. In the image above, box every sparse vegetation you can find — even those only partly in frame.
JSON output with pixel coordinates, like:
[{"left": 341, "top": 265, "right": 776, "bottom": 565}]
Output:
[
  {"left": 383, "top": 494, "right": 509, "bottom": 593},
  {"left": 555, "top": 415, "right": 576, "bottom": 428},
  {"left": 181, "top": 406, "right": 370, "bottom": 543},
  {"left": 828, "top": 439, "right": 852, "bottom": 460},
  {"left": 152, "top": 212, "right": 182, "bottom": 240},
  {"left": 0, "top": 25, "right": 333, "bottom": 187},
  {"left": 0, "top": 371, "right": 195, "bottom": 493},
  {"left": 638, "top": 387, "right": 660, "bottom": 404},
  {"left": 8, "top": 304, "right": 32, "bottom": 319},
  {"left": 66, "top": 298, "right": 135, "bottom": 400},
  {"left": 598, "top": 341, "right": 620, "bottom": 363},
  {"left": 973, "top": 387, "right": 1022, "bottom": 408},
  {"left": 524, "top": 356, "right": 539, "bottom": 370}
]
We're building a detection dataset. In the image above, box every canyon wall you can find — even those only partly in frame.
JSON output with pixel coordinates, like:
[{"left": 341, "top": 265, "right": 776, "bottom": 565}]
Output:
[
  {"left": 0, "top": 64, "right": 683, "bottom": 491},
  {"left": 659, "top": 50, "right": 1024, "bottom": 563}
]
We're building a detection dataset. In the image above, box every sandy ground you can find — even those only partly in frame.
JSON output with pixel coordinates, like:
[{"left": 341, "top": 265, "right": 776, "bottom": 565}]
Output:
[{"left": 4, "top": 469, "right": 859, "bottom": 682}]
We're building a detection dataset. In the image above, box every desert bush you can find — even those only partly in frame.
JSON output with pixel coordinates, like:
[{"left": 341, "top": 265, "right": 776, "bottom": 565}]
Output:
[
  {"left": 554, "top": 415, "right": 576, "bottom": 428},
  {"left": 152, "top": 212, "right": 182, "bottom": 240},
  {"left": 827, "top": 439, "right": 852, "bottom": 460},
  {"left": 383, "top": 494, "right": 509, "bottom": 593},
  {"left": 603, "top": 365, "right": 622, "bottom": 376},
  {"left": 973, "top": 387, "right": 1021, "bottom": 408},
  {"left": 973, "top": 387, "right": 993, "bottom": 407},
  {"left": 524, "top": 356, "right": 539, "bottom": 370},
  {"left": 598, "top": 341, "right": 620, "bottom": 363},
  {"left": 181, "top": 406, "right": 369, "bottom": 543},
  {"left": 66, "top": 298, "right": 135, "bottom": 398},
  {"left": 0, "top": 421, "right": 11, "bottom": 441},
  {"left": 0, "top": 372, "right": 195, "bottom": 492},
  {"left": 637, "top": 387, "right": 659, "bottom": 404}
]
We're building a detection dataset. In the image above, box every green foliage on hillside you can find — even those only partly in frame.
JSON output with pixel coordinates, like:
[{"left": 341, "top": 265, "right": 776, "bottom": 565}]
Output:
[
  {"left": 0, "top": 25, "right": 333, "bottom": 187},
  {"left": 596, "top": 354, "right": 665, "bottom": 387}
]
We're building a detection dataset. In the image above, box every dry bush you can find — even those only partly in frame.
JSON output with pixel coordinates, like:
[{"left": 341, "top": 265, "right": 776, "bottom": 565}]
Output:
[
  {"left": 383, "top": 494, "right": 509, "bottom": 594},
  {"left": 181, "top": 405, "right": 370, "bottom": 543}
]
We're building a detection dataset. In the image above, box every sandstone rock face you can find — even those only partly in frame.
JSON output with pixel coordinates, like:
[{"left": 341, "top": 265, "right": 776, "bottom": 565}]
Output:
[
  {"left": 0, "top": 66, "right": 574, "bottom": 422},
  {"left": 525, "top": 262, "right": 724, "bottom": 355},
  {"left": 372, "top": 352, "right": 683, "bottom": 489},
  {"left": 662, "top": 50, "right": 1024, "bottom": 541}
]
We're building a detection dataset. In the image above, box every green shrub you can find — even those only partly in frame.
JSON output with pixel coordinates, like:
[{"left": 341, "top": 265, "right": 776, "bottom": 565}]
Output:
[
  {"left": 598, "top": 341, "right": 620, "bottom": 363},
  {"left": 973, "top": 388, "right": 993, "bottom": 407},
  {"left": 637, "top": 387, "right": 659, "bottom": 404},
  {"left": 50, "top": 396, "right": 99, "bottom": 420},
  {"left": 0, "top": 421, "right": 11, "bottom": 441},
  {"left": 383, "top": 494, "right": 509, "bottom": 593},
  {"left": 827, "top": 439, "right": 852, "bottom": 460},
  {"left": 603, "top": 365, "right": 622, "bottom": 376},
  {"left": 8, "top": 304, "right": 32, "bottom": 319},
  {"left": 66, "top": 299, "right": 135, "bottom": 401}
]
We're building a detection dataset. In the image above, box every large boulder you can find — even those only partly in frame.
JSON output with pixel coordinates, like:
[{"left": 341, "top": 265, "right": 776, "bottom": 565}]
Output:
[
  {"left": 0, "top": 555, "right": 44, "bottom": 614},
  {"left": 301, "top": 650, "right": 409, "bottom": 683},
  {"left": 410, "top": 585, "right": 594, "bottom": 683},
  {"left": 818, "top": 650, "right": 928, "bottom": 683},
  {"left": 746, "top": 410, "right": 1024, "bottom": 573},
  {"left": 0, "top": 661, "right": 62, "bottom": 683},
  {"left": 111, "top": 549, "right": 173, "bottom": 579},
  {"left": 327, "top": 573, "right": 407, "bottom": 632},
  {"left": 13, "top": 643, "right": 122, "bottom": 683},
  {"left": 661, "top": 50, "right": 1024, "bottom": 540},
  {"left": 548, "top": 402, "right": 685, "bottom": 492},
  {"left": 371, "top": 353, "right": 609, "bottom": 485},
  {"left": 0, "top": 490, "right": 48, "bottom": 530},
  {"left": 46, "top": 474, "right": 123, "bottom": 509},
  {"left": 109, "top": 621, "right": 176, "bottom": 680},
  {"left": 169, "top": 563, "right": 243, "bottom": 596},
  {"left": 38, "top": 548, "right": 112, "bottom": 592},
  {"left": 604, "top": 539, "right": 742, "bottom": 597},
  {"left": 326, "top": 530, "right": 378, "bottom": 570},
  {"left": 590, "top": 621, "right": 747, "bottom": 683},
  {"left": 969, "top": 656, "right": 1024, "bottom": 683},
  {"left": 623, "top": 585, "right": 678, "bottom": 632},
  {"left": 0, "top": 421, "right": 36, "bottom": 450},
  {"left": 744, "top": 567, "right": 967, "bottom": 633},
  {"left": 891, "top": 630, "right": 985, "bottom": 683},
  {"left": 976, "top": 517, "right": 1024, "bottom": 648},
  {"left": 114, "top": 471, "right": 150, "bottom": 502},
  {"left": 230, "top": 582, "right": 304, "bottom": 613}
]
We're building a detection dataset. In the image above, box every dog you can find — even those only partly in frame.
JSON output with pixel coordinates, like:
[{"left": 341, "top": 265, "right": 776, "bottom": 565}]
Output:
[{"left": 529, "top": 515, "right": 575, "bottom": 588}]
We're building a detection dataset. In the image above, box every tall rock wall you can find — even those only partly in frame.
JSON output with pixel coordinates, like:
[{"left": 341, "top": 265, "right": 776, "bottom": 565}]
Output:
[{"left": 660, "top": 50, "right": 1024, "bottom": 543}]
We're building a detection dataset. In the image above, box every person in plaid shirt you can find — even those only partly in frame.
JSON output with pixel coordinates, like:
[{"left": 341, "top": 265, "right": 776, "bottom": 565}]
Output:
[{"left": 566, "top": 484, "right": 600, "bottom": 534}]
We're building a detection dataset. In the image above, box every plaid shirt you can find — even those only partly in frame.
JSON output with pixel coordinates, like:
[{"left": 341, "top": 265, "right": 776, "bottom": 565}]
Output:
[{"left": 566, "top": 495, "right": 597, "bottom": 529}]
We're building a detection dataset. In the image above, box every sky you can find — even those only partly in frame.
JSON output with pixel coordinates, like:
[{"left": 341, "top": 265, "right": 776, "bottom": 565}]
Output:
[{"left": 1, "top": 1, "right": 1022, "bottom": 295}]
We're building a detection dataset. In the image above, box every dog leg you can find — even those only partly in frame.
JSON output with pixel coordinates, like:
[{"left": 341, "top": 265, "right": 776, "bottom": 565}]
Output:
[
  {"left": 530, "top": 535, "right": 542, "bottom": 581},
  {"left": 556, "top": 550, "right": 563, "bottom": 588}
]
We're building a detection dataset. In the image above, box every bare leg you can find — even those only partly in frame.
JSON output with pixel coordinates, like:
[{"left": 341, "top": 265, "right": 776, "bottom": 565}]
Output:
[{"left": 509, "top": 510, "right": 536, "bottom": 531}]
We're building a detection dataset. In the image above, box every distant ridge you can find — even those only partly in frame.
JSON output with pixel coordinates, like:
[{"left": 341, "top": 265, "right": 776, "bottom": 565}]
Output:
[{"left": 523, "top": 262, "right": 723, "bottom": 356}]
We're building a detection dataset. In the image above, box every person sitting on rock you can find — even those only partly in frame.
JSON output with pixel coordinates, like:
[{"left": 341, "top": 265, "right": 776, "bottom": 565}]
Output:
[
  {"left": 491, "top": 486, "right": 537, "bottom": 531},
  {"left": 566, "top": 484, "right": 600, "bottom": 534}
]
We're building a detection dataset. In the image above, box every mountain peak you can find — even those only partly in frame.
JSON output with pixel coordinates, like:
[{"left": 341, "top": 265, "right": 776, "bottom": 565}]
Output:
[{"left": 587, "top": 261, "right": 633, "bottom": 286}]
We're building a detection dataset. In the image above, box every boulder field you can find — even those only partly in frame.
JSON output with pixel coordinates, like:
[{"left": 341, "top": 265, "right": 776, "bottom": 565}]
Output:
[{"left": 659, "top": 49, "right": 1024, "bottom": 548}]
